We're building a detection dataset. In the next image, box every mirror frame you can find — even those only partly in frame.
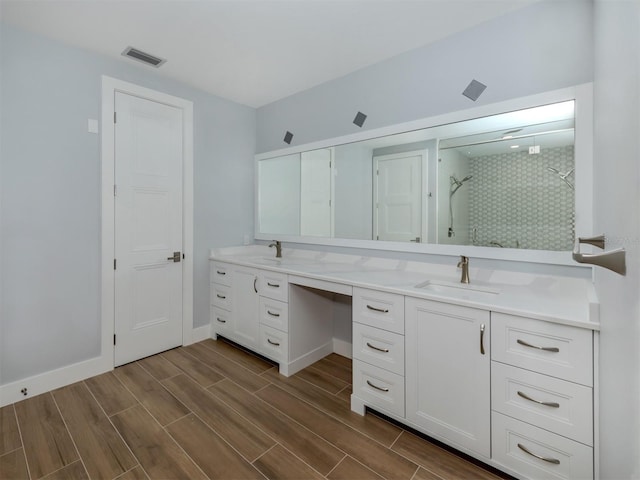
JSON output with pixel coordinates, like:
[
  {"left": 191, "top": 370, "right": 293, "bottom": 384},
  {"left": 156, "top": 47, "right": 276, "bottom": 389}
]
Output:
[{"left": 254, "top": 83, "right": 593, "bottom": 266}]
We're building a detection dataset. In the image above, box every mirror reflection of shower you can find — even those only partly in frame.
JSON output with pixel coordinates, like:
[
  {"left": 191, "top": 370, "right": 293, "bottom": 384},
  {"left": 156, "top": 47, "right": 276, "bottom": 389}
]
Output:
[
  {"left": 448, "top": 174, "right": 473, "bottom": 237},
  {"left": 547, "top": 167, "right": 574, "bottom": 189}
]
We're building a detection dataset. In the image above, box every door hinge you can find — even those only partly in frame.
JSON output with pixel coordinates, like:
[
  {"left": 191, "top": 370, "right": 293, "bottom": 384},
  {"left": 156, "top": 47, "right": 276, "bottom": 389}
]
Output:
[
  {"left": 114, "top": 258, "right": 116, "bottom": 270},
  {"left": 114, "top": 112, "right": 117, "bottom": 124},
  {"left": 182, "top": 253, "right": 185, "bottom": 260},
  {"left": 113, "top": 184, "right": 117, "bottom": 196},
  {"left": 113, "top": 334, "right": 116, "bottom": 345}
]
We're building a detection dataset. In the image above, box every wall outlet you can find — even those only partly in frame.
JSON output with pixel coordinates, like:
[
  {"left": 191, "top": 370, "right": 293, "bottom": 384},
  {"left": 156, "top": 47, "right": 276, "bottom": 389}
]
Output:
[{"left": 529, "top": 145, "right": 540, "bottom": 154}]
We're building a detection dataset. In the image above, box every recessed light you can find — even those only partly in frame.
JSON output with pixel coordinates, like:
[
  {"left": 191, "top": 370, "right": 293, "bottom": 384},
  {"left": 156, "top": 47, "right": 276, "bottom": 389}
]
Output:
[
  {"left": 510, "top": 145, "right": 520, "bottom": 149},
  {"left": 502, "top": 135, "right": 513, "bottom": 139}
]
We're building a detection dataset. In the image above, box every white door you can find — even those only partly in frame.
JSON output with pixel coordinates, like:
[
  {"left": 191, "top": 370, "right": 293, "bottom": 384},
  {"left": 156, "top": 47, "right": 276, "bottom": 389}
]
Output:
[
  {"left": 374, "top": 152, "right": 423, "bottom": 242},
  {"left": 300, "top": 149, "right": 333, "bottom": 237},
  {"left": 114, "top": 92, "right": 184, "bottom": 366}
]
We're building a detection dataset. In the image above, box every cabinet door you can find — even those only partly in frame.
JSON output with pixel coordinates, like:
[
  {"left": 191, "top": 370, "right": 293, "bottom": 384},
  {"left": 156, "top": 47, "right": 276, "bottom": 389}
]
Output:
[
  {"left": 231, "top": 267, "right": 260, "bottom": 349},
  {"left": 405, "top": 298, "right": 491, "bottom": 458}
]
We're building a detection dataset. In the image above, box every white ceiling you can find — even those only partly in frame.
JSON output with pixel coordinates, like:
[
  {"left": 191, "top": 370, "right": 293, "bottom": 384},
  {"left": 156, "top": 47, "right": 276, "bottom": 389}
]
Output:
[{"left": 1, "top": 0, "right": 541, "bottom": 108}]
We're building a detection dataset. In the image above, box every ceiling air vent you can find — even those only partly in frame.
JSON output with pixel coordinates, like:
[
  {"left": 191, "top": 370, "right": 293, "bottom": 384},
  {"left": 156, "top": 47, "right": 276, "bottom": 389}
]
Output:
[{"left": 121, "top": 46, "right": 166, "bottom": 68}]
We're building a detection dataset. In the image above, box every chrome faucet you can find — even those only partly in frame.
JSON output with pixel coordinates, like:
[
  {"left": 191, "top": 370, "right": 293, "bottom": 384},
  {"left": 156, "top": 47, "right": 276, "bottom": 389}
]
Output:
[
  {"left": 269, "top": 240, "right": 282, "bottom": 258},
  {"left": 457, "top": 255, "right": 470, "bottom": 284}
]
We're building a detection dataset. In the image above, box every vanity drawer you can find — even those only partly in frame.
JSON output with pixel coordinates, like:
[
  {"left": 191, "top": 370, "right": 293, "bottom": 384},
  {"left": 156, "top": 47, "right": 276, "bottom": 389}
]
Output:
[
  {"left": 353, "top": 323, "right": 404, "bottom": 376},
  {"left": 259, "top": 297, "right": 289, "bottom": 332},
  {"left": 353, "top": 288, "right": 404, "bottom": 334},
  {"left": 491, "top": 362, "right": 593, "bottom": 445},
  {"left": 259, "top": 271, "right": 288, "bottom": 302},
  {"left": 210, "top": 262, "right": 232, "bottom": 286},
  {"left": 491, "top": 313, "right": 593, "bottom": 386},
  {"left": 211, "top": 306, "right": 232, "bottom": 336},
  {"left": 353, "top": 359, "right": 405, "bottom": 418},
  {"left": 492, "top": 412, "right": 593, "bottom": 480},
  {"left": 259, "top": 324, "right": 289, "bottom": 363},
  {"left": 211, "top": 284, "right": 232, "bottom": 311}
]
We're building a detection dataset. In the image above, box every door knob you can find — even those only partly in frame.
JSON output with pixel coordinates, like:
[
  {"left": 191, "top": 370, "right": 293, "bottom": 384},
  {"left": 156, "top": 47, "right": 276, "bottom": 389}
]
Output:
[{"left": 167, "top": 251, "right": 181, "bottom": 262}]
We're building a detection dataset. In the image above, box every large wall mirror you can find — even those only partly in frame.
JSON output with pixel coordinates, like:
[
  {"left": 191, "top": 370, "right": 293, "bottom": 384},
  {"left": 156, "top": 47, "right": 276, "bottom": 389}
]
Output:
[{"left": 255, "top": 85, "right": 592, "bottom": 265}]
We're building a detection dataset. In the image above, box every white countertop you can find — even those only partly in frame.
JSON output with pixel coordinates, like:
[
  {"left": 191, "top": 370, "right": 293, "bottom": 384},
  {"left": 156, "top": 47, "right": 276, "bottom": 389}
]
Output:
[{"left": 210, "top": 245, "right": 599, "bottom": 330}]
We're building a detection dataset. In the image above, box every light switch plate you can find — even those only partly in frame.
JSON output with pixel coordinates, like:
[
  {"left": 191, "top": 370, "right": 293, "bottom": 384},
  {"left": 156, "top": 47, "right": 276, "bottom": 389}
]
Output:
[{"left": 88, "top": 119, "right": 99, "bottom": 134}]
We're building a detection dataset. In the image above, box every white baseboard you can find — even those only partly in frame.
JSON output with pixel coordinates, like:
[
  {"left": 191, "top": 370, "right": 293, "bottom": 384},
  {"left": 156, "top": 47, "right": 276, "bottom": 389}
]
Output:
[
  {"left": 0, "top": 355, "right": 111, "bottom": 408},
  {"left": 332, "top": 338, "right": 352, "bottom": 358},
  {"left": 190, "top": 324, "right": 212, "bottom": 344},
  {"left": 282, "top": 341, "right": 334, "bottom": 377},
  {"left": 0, "top": 326, "right": 212, "bottom": 408}
]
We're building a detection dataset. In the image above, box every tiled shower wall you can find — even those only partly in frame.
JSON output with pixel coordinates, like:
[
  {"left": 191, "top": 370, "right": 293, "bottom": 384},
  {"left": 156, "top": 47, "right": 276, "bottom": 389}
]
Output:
[{"left": 468, "top": 145, "right": 575, "bottom": 251}]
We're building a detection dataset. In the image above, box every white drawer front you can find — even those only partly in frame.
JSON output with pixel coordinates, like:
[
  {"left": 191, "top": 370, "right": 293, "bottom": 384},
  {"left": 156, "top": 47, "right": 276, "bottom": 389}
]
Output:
[
  {"left": 353, "top": 359, "right": 405, "bottom": 417},
  {"left": 353, "top": 288, "right": 404, "bottom": 334},
  {"left": 211, "top": 284, "right": 232, "bottom": 311},
  {"left": 492, "top": 362, "right": 593, "bottom": 446},
  {"left": 210, "top": 262, "right": 232, "bottom": 286},
  {"left": 353, "top": 323, "right": 404, "bottom": 376},
  {"left": 259, "top": 325, "right": 289, "bottom": 363},
  {"left": 491, "top": 313, "right": 593, "bottom": 386},
  {"left": 211, "top": 306, "right": 232, "bottom": 336},
  {"left": 259, "top": 271, "right": 288, "bottom": 302},
  {"left": 259, "top": 297, "right": 289, "bottom": 332},
  {"left": 492, "top": 412, "right": 593, "bottom": 480}
]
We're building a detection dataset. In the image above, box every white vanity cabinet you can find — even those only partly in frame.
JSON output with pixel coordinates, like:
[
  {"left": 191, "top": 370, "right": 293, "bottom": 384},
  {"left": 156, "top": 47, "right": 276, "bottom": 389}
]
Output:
[
  {"left": 405, "top": 297, "right": 491, "bottom": 458},
  {"left": 230, "top": 266, "right": 261, "bottom": 350},
  {"left": 490, "top": 312, "right": 595, "bottom": 480},
  {"left": 352, "top": 287, "right": 406, "bottom": 418},
  {"left": 211, "top": 261, "right": 289, "bottom": 362}
]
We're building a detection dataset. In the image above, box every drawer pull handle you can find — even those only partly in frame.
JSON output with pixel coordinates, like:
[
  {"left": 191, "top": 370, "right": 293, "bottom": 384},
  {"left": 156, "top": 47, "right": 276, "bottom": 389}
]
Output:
[
  {"left": 267, "top": 310, "right": 280, "bottom": 317},
  {"left": 366, "top": 380, "right": 389, "bottom": 392},
  {"left": 517, "top": 339, "right": 560, "bottom": 353},
  {"left": 517, "top": 391, "right": 560, "bottom": 408},
  {"left": 216, "top": 270, "right": 226, "bottom": 275},
  {"left": 254, "top": 277, "right": 258, "bottom": 293},
  {"left": 366, "top": 342, "right": 389, "bottom": 353},
  {"left": 267, "top": 338, "right": 280, "bottom": 347},
  {"left": 267, "top": 282, "right": 280, "bottom": 288},
  {"left": 366, "top": 305, "right": 389, "bottom": 313},
  {"left": 517, "top": 443, "right": 561, "bottom": 465},
  {"left": 216, "top": 317, "right": 226, "bottom": 324},
  {"left": 216, "top": 294, "right": 226, "bottom": 299},
  {"left": 480, "top": 324, "right": 486, "bottom": 355}
]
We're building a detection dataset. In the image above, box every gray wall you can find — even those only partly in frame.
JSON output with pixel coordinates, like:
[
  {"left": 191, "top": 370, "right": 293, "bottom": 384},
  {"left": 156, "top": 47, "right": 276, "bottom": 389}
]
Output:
[
  {"left": 0, "top": 23, "right": 256, "bottom": 384},
  {"left": 593, "top": 1, "right": 640, "bottom": 478},
  {"left": 256, "top": 1, "right": 593, "bottom": 153}
]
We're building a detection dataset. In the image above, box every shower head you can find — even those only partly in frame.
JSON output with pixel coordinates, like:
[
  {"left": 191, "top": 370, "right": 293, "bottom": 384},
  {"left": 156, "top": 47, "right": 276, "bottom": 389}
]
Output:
[{"left": 450, "top": 174, "right": 473, "bottom": 196}]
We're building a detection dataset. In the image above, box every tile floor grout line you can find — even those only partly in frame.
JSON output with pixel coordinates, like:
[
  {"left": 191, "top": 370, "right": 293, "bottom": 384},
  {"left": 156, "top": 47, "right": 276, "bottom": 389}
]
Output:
[
  {"left": 10, "top": 403, "right": 32, "bottom": 480},
  {"left": 82, "top": 375, "right": 141, "bottom": 478},
  {"left": 290, "top": 369, "right": 349, "bottom": 397},
  {"left": 207, "top": 378, "right": 351, "bottom": 473},
  {"left": 49, "top": 391, "right": 91, "bottom": 479},
  {"left": 182, "top": 342, "right": 272, "bottom": 385},
  {"left": 261, "top": 378, "right": 401, "bottom": 451},
  {"left": 196, "top": 339, "right": 276, "bottom": 375}
]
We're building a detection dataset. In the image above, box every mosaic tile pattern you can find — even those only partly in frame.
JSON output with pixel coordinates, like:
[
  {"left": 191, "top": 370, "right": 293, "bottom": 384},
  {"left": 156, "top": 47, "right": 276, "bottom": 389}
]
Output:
[{"left": 468, "top": 146, "right": 575, "bottom": 251}]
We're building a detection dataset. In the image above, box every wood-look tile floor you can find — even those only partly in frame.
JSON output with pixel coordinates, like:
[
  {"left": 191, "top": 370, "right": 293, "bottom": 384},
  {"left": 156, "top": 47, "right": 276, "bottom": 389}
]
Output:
[{"left": 0, "top": 339, "right": 507, "bottom": 480}]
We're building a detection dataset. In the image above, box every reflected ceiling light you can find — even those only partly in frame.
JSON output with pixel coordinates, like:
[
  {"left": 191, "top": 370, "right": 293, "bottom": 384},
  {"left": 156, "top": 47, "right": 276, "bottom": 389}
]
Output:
[{"left": 510, "top": 145, "right": 520, "bottom": 149}]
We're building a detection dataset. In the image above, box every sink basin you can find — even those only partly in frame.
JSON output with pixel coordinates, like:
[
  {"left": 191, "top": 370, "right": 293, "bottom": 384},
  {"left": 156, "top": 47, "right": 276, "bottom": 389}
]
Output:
[
  {"left": 414, "top": 280, "right": 500, "bottom": 295},
  {"left": 245, "top": 256, "right": 316, "bottom": 266}
]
